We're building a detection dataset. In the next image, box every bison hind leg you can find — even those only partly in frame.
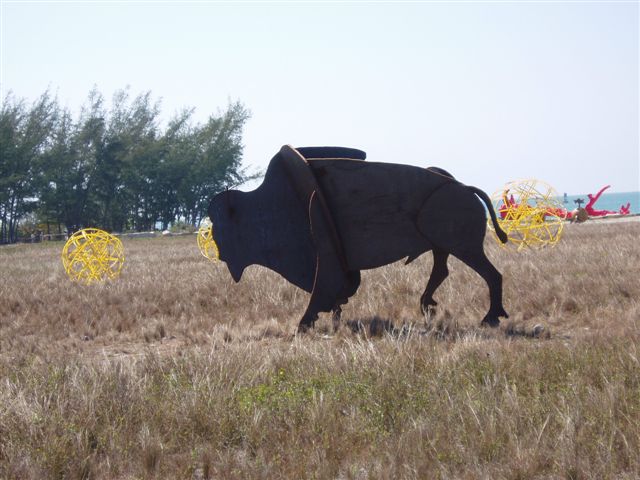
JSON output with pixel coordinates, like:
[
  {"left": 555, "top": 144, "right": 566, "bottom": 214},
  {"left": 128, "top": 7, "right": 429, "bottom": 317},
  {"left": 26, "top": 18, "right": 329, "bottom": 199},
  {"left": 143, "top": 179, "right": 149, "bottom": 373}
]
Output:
[
  {"left": 451, "top": 249, "right": 508, "bottom": 328},
  {"left": 420, "top": 249, "right": 449, "bottom": 317}
]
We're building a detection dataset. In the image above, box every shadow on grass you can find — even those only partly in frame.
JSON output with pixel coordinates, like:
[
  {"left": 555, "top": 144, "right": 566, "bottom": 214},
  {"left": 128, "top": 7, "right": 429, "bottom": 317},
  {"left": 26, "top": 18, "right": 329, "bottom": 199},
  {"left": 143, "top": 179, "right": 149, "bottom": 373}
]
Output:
[{"left": 344, "top": 315, "right": 552, "bottom": 341}]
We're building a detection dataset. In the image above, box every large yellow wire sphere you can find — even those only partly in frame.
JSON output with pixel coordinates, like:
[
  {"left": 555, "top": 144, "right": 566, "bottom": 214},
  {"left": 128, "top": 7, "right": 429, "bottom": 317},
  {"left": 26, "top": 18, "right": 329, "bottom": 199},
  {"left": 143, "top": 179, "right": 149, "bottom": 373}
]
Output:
[
  {"left": 197, "top": 222, "right": 219, "bottom": 260},
  {"left": 61, "top": 228, "right": 125, "bottom": 284},
  {"left": 488, "top": 179, "right": 567, "bottom": 251}
]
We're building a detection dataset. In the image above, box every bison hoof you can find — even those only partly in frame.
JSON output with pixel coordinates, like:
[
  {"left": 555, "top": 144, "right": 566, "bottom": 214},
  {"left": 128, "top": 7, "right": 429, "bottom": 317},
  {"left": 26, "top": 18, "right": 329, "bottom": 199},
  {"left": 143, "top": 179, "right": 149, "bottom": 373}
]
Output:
[
  {"left": 296, "top": 323, "right": 313, "bottom": 334},
  {"left": 420, "top": 299, "right": 437, "bottom": 316},
  {"left": 481, "top": 316, "right": 501, "bottom": 328}
]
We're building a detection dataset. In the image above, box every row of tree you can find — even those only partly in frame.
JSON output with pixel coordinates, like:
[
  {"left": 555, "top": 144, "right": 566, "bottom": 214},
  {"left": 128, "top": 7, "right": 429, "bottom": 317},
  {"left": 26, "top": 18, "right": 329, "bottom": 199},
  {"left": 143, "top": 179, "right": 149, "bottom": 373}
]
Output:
[{"left": 1, "top": 88, "right": 255, "bottom": 243}]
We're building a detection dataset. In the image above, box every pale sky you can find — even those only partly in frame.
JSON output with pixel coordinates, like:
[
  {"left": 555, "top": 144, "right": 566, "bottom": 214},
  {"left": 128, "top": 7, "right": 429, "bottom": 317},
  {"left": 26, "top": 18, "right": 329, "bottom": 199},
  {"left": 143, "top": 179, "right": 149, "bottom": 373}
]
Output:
[{"left": 1, "top": 1, "right": 638, "bottom": 195}]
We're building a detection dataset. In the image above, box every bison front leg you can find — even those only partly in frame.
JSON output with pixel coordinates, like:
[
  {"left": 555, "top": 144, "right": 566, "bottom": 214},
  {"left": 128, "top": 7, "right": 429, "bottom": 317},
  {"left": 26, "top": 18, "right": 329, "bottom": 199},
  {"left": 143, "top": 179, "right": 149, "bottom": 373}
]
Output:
[
  {"left": 331, "top": 306, "right": 343, "bottom": 333},
  {"left": 299, "top": 269, "right": 361, "bottom": 334},
  {"left": 297, "top": 256, "right": 347, "bottom": 334},
  {"left": 331, "top": 270, "right": 361, "bottom": 332},
  {"left": 298, "top": 191, "right": 357, "bottom": 334},
  {"left": 420, "top": 249, "right": 449, "bottom": 316},
  {"left": 453, "top": 249, "right": 508, "bottom": 327}
]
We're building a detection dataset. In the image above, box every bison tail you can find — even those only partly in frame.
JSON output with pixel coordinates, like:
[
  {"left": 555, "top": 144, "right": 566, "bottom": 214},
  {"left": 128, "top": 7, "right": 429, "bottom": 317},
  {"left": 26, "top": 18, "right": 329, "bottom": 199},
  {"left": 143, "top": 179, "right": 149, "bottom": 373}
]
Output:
[{"left": 469, "top": 186, "right": 508, "bottom": 244}]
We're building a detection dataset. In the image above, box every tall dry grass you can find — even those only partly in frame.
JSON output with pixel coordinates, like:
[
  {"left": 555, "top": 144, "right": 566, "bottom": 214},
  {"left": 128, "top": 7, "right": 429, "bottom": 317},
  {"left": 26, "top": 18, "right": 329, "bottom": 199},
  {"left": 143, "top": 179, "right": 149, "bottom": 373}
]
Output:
[{"left": 1, "top": 221, "right": 639, "bottom": 479}]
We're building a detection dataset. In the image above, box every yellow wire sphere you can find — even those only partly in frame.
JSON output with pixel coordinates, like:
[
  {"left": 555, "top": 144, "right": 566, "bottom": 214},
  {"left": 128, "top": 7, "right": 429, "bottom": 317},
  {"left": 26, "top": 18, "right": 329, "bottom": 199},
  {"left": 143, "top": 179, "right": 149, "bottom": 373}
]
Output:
[
  {"left": 488, "top": 179, "right": 567, "bottom": 251},
  {"left": 197, "top": 222, "right": 219, "bottom": 261},
  {"left": 61, "top": 228, "right": 125, "bottom": 284}
]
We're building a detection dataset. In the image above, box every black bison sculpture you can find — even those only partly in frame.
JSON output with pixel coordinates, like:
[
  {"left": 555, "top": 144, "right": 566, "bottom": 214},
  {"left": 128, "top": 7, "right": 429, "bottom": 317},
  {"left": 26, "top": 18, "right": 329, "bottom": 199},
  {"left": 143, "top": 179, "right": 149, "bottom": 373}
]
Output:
[{"left": 208, "top": 145, "right": 509, "bottom": 332}]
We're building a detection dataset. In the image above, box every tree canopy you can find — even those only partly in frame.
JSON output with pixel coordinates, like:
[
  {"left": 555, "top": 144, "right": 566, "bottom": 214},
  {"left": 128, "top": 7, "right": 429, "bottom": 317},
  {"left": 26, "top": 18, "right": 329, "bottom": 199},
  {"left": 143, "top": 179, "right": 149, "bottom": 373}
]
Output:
[{"left": 0, "top": 88, "right": 255, "bottom": 243}]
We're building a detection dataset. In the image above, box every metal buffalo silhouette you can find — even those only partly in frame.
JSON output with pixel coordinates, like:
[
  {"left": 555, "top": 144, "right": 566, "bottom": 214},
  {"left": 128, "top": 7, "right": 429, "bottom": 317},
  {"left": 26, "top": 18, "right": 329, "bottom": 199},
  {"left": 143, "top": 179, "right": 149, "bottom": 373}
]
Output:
[{"left": 208, "top": 145, "right": 509, "bottom": 332}]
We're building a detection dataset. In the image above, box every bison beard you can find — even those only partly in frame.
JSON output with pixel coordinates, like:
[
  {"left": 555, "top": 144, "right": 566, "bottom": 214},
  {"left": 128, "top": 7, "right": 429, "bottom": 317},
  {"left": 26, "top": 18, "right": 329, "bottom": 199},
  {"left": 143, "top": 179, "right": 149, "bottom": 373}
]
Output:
[{"left": 208, "top": 145, "right": 509, "bottom": 333}]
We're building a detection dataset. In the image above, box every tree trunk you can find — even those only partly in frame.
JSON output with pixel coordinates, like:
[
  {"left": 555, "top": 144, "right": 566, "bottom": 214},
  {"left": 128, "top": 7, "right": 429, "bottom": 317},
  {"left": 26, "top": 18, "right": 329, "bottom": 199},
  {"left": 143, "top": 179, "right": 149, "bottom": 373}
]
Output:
[
  {"left": 8, "top": 195, "right": 18, "bottom": 243},
  {"left": 0, "top": 206, "right": 7, "bottom": 244}
]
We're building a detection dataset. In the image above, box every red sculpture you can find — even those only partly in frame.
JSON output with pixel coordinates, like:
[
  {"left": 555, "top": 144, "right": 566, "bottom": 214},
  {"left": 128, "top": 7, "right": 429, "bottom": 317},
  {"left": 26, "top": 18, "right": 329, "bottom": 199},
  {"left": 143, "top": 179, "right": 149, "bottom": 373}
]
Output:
[
  {"left": 499, "top": 185, "right": 632, "bottom": 221},
  {"left": 585, "top": 185, "right": 617, "bottom": 217},
  {"left": 582, "top": 185, "right": 631, "bottom": 217}
]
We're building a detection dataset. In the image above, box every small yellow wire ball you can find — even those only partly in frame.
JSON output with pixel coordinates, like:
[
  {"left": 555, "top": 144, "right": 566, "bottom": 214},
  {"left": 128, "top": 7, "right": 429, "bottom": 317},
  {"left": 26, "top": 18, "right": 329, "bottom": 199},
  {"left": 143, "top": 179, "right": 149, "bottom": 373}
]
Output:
[
  {"left": 488, "top": 179, "right": 567, "bottom": 251},
  {"left": 197, "top": 221, "right": 219, "bottom": 261},
  {"left": 61, "top": 228, "right": 125, "bottom": 284}
]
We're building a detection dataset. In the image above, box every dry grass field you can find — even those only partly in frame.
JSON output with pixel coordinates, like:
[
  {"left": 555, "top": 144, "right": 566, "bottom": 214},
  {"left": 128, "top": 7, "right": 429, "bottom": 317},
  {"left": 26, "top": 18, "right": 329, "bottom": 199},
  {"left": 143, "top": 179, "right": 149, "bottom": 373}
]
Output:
[{"left": 1, "top": 220, "right": 639, "bottom": 479}]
